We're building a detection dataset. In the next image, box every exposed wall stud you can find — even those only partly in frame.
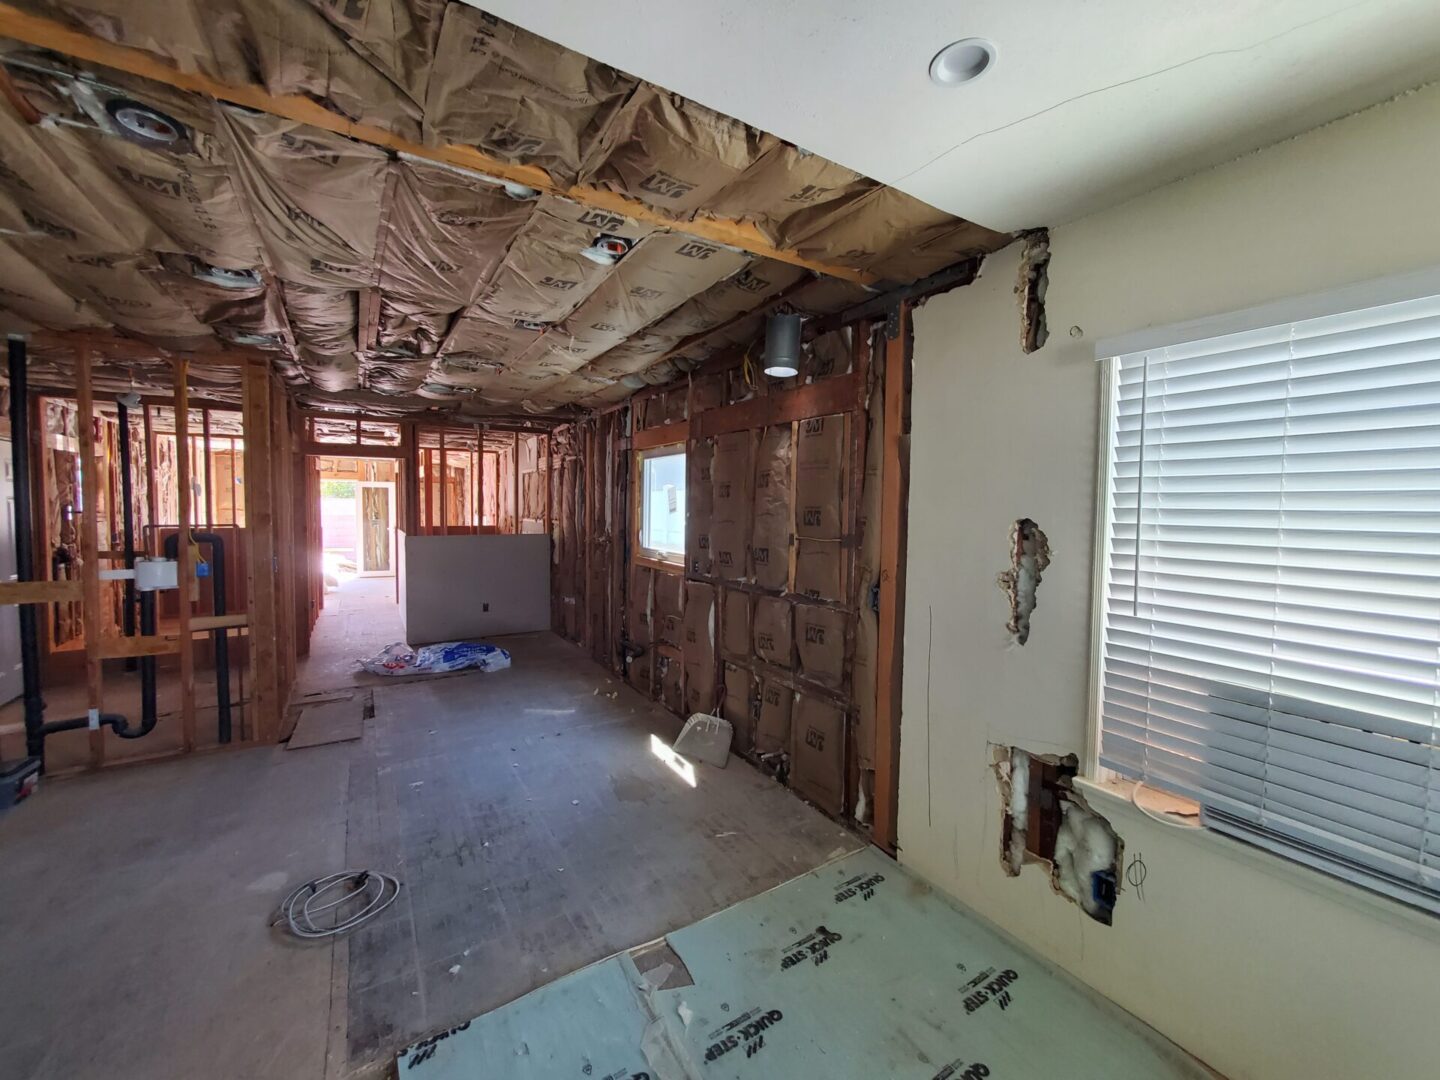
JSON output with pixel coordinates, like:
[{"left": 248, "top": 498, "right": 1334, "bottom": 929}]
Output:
[
  {"left": 75, "top": 345, "right": 104, "bottom": 768},
  {"left": 872, "top": 303, "right": 911, "bottom": 852},
  {"left": 174, "top": 358, "right": 195, "bottom": 753}
]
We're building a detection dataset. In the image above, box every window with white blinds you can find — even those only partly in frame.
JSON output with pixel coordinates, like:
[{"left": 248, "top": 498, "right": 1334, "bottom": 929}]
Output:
[{"left": 1096, "top": 288, "right": 1440, "bottom": 915}]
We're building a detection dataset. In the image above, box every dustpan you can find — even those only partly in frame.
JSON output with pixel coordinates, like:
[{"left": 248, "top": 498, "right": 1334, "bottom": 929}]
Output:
[{"left": 671, "top": 713, "right": 732, "bottom": 768}]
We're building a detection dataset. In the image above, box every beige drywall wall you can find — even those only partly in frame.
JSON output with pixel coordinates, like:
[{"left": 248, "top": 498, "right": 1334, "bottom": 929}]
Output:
[
  {"left": 400, "top": 533, "right": 550, "bottom": 643},
  {"left": 899, "top": 83, "right": 1440, "bottom": 1080}
]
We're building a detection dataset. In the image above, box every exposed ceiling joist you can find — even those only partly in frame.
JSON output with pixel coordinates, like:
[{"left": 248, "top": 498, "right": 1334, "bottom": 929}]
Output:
[
  {"left": 0, "top": 2, "right": 880, "bottom": 287},
  {"left": 27, "top": 329, "right": 265, "bottom": 365}
]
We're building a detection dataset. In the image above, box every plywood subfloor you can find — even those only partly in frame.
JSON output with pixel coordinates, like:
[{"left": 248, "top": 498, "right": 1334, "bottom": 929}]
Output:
[
  {"left": 293, "top": 576, "right": 406, "bottom": 697},
  {"left": 396, "top": 847, "right": 1211, "bottom": 1079},
  {"left": 287, "top": 697, "right": 364, "bottom": 749},
  {"left": 0, "top": 628, "right": 861, "bottom": 1079},
  {"left": 0, "top": 741, "right": 347, "bottom": 1079},
  {"left": 339, "top": 633, "right": 860, "bottom": 1071}
]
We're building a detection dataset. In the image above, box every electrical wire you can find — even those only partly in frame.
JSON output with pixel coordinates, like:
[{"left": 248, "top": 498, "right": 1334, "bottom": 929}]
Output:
[{"left": 276, "top": 870, "right": 402, "bottom": 939}]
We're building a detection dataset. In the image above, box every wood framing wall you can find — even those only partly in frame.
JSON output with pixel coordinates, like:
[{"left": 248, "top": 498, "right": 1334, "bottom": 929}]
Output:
[
  {"left": 537, "top": 306, "right": 916, "bottom": 847},
  {"left": 0, "top": 344, "right": 309, "bottom": 773}
]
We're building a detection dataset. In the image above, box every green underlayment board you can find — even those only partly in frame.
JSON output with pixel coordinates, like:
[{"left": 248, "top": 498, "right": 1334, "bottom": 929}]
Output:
[{"left": 395, "top": 847, "right": 1209, "bottom": 1079}]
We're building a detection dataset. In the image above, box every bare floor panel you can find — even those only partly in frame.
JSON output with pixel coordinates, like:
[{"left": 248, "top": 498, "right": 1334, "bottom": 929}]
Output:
[
  {"left": 0, "top": 630, "right": 859, "bottom": 1079},
  {"left": 340, "top": 632, "right": 859, "bottom": 1069},
  {"left": 0, "top": 746, "right": 348, "bottom": 1079}
]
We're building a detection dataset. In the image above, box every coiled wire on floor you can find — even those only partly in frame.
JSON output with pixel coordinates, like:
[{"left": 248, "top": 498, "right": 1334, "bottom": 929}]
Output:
[{"left": 277, "top": 870, "right": 402, "bottom": 939}]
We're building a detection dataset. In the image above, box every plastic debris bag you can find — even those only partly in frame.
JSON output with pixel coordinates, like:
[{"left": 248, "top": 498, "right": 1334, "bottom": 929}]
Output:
[
  {"left": 672, "top": 713, "right": 732, "bottom": 768},
  {"left": 359, "top": 641, "right": 512, "bottom": 677}
]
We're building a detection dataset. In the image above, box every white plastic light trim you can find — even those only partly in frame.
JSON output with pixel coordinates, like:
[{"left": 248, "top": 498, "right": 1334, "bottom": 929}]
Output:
[{"left": 929, "top": 38, "right": 997, "bottom": 86}]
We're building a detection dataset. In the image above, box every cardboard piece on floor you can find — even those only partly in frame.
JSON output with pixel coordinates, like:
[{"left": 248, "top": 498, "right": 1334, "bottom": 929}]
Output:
[
  {"left": 292, "top": 689, "right": 356, "bottom": 706},
  {"left": 396, "top": 847, "right": 1211, "bottom": 1079},
  {"left": 286, "top": 699, "right": 362, "bottom": 749}
]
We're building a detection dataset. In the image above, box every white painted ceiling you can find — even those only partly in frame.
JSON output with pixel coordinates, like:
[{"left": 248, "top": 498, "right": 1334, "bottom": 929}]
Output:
[{"left": 472, "top": 0, "right": 1440, "bottom": 232}]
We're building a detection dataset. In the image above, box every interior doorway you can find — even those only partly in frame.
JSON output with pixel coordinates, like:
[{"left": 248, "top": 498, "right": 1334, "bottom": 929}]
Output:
[
  {"left": 316, "top": 456, "right": 399, "bottom": 584},
  {"left": 356, "top": 481, "right": 395, "bottom": 577}
]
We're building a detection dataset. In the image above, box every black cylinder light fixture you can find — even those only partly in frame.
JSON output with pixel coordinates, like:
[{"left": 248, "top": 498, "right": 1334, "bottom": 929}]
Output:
[{"left": 763, "top": 313, "right": 802, "bottom": 378}]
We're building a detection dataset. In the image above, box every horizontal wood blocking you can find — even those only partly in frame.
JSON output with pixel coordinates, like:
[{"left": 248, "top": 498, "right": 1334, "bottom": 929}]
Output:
[
  {"left": 185, "top": 613, "right": 250, "bottom": 632},
  {"left": 300, "top": 441, "right": 406, "bottom": 460},
  {"left": 691, "top": 372, "right": 863, "bottom": 439},
  {"left": 97, "top": 636, "right": 180, "bottom": 659},
  {"left": 632, "top": 420, "right": 690, "bottom": 451},
  {"left": 0, "top": 579, "right": 82, "bottom": 605}
]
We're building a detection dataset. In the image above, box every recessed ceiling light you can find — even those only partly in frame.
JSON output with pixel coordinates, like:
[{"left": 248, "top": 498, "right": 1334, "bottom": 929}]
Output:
[
  {"left": 929, "top": 38, "right": 996, "bottom": 86},
  {"left": 581, "top": 234, "right": 633, "bottom": 265}
]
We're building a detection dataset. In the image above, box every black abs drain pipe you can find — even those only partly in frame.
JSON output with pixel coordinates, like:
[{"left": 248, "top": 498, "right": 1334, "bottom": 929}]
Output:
[{"left": 8, "top": 336, "right": 158, "bottom": 770}]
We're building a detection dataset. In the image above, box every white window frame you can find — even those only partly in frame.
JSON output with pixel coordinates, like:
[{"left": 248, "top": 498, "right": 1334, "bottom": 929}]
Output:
[
  {"left": 1088, "top": 265, "right": 1440, "bottom": 916},
  {"left": 636, "top": 442, "right": 687, "bottom": 566}
]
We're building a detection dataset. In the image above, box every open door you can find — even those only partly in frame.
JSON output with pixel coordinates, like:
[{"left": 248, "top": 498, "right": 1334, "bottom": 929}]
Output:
[{"left": 356, "top": 481, "right": 395, "bottom": 577}]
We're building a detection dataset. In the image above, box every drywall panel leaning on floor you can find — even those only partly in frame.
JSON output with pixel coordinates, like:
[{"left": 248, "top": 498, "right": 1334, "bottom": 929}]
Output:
[
  {"left": 897, "top": 84, "right": 1440, "bottom": 1080},
  {"left": 400, "top": 533, "right": 550, "bottom": 643}
]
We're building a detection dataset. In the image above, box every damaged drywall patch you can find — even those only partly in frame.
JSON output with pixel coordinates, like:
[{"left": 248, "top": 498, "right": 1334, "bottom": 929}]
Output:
[
  {"left": 996, "top": 518, "right": 1050, "bottom": 645},
  {"left": 1053, "top": 792, "right": 1121, "bottom": 924},
  {"left": 992, "top": 744, "right": 1122, "bottom": 925},
  {"left": 1015, "top": 228, "right": 1050, "bottom": 353}
]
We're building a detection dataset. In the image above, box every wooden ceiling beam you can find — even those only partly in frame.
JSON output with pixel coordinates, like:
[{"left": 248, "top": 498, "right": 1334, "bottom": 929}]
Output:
[
  {"left": 0, "top": 3, "right": 879, "bottom": 286},
  {"left": 26, "top": 329, "right": 267, "bottom": 365},
  {"left": 31, "top": 385, "right": 241, "bottom": 410},
  {"left": 357, "top": 286, "right": 382, "bottom": 357}
]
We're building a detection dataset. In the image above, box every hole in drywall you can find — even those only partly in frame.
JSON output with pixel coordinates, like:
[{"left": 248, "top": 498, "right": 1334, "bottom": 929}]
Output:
[
  {"left": 1053, "top": 791, "right": 1121, "bottom": 924},
  {"left": 1015, "top": 228, "right": 1050, "bottom": 353},
  {"left": 992, "top": 744, "right": 1122, "bottom": 925},
  {"left": 994, "top": 746, "right": 1077, "bottom": 876},
  {"left": 996, "top": 518, "right": 1050, "bottom": 645}
]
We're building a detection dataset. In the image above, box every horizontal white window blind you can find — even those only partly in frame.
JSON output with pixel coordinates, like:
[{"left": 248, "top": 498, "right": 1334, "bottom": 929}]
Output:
[{"left": 1098, "top": 292, "right": 1440, "bottom": 915}]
